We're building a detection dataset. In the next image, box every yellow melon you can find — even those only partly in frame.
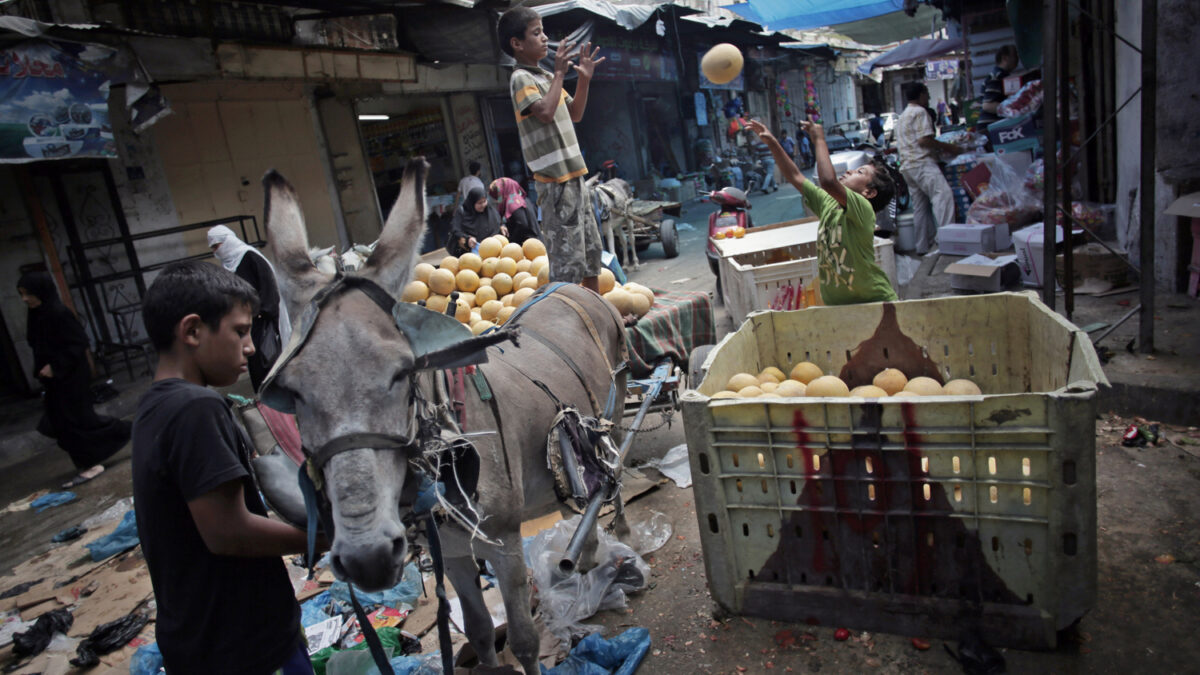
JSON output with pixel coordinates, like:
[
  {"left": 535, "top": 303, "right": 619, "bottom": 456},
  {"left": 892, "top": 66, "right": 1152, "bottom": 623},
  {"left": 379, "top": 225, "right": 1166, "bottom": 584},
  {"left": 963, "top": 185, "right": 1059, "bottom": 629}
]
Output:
[
  {"left": 471, "top": 320, "right": 495, "bottom": 335},
  {"left": 761, "top": 366, "right": 787, "bottom": 382},
  {"left": 789, "top": 361, "right": 823, "bottom": 384},
  {"left": 759, "top": 392, "right": 781, "bottom": 398},
  {"left": 495, "top": 257, "right": 518, "bottom": 277},
  {"left": 892, "top": 391, "right": 920, "bottom": 398},
  {"left": 710, "top": 390, "right": 739, "bottom": 399},
  {"left": 904, "top": 377, "right": 944, "bottom": 396},
  {"left": 757, "top": 372, "right": 781, "bottom": 385},
  {"left": 759, "top": 381, "right": 779, "bottom": 393},
  {"left": 625, "top": 283, "right": 654, "bottom": 304},
  {"left": 458, "top": 292, "right": 476, "bottom": 308},
  {"left": 497, "top": 305, "right": 516, "bottom": 324},
  {"left": 469, "top": 310, "right": 481, "bottom": 326},
  {"left": 775, "top": 380, "right": 807, "bottom": 397},
  {"left": 453, "top": 299, "right": 471, "bottom": 324},
  {"left": 518, "top": 276, "right": 540, "bottom": 291},
  {"left": 537, "top": 266, "right": 549, "bottom": 288},
  {"left": 491, "top": 273, "right": 514, "bottom": 296},
  {"left": 413, "top": 262, "right": 436, "bottom": 284},
  {"left": 428, "top": 268, "right": 456, "bottom": 296},
  {"left": 944, "top": 379, "right": 982, "bottom": 396},
  {"left": 807, "top": 375, "right": 850, "bottom": 397},
  {"left": 726, "top": 372, "right": 759, "bottom": 392},
  {"left": 872, "top": 368, "right": 908, "bottom": 395},
  {"left": 598, "top": 268, "right": 616, "bottom": 294},
  {"left": 458, "top": 253, "right": 483, "bottom": 273},
  {"left": 456, "top": 269, "right": 481, "bottom": 293},
  {"left": 522, "top": 238, "right": 547, "bottom": 260},
  {"left": 629, "top": 292, "right": 651, "bottom": 317},
  {"left": 495, "top": 234, "right": 509, "bottom": 247},
  {"left": 603, "top": 289, "right": 633, "bottom": 315},
  {"left": 516, "top": 259, "right": 532, "bottom": 274},
  {"left": 480, "top": 299, "right": 502, "bottom": 320},
  {"left": 737, "top": 385, "right": 764, "bottom": 398},
  {"left": 480, "top": 257, "right": 500, "bottom": 278},
  {"left": 500, "top": 293, "right": 515, "bottom": 307},
  {"left": 439, "top": 255, "right": 459, "bottom": 273},
  {"left": 477, "top": 237, "right": 503, "bottom": 259},
  {"left": 512, "top": 271, "right": 532, "bottom": 287},
  {"left": 512, "top": 287, "right": 535, "bottom": 306},
  {"left": 477, "top": 277, "right": 493, "bottom": 288},
  {"left": 500, "top": 242, "right": 524, "bottom": 261},
  {"left": 424, "top": 294, "right": 448, "bottom": 313},
  {"left": 401, "top": 280, "right": 429, "bottom": 303},
  {"left": 474, "top": 285, "right": 498, "bottom": 305},
  {"left": 850, "top": 385, "right": 889, "bottom": 398},
  {"left": 531, "top": 255, "right": 549, "bottom": 276}
]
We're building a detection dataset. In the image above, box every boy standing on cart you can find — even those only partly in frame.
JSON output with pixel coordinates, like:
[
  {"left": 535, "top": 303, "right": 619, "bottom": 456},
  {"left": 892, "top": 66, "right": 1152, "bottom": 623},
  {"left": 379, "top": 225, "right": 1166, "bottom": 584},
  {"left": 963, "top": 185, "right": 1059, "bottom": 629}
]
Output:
[{"left": 747, "top": 118, "right": 897, "bottom": 305}]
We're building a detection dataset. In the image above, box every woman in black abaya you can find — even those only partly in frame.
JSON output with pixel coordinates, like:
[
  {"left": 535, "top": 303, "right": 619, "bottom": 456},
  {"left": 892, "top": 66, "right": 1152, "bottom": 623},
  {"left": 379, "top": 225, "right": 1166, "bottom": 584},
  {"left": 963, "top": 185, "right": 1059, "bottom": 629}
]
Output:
[
  {"left": 18, "top": 271, "right": 131, "bottom": 487},
  {"left": 447, "top": 186, "right": 503, "bottom": 256}
]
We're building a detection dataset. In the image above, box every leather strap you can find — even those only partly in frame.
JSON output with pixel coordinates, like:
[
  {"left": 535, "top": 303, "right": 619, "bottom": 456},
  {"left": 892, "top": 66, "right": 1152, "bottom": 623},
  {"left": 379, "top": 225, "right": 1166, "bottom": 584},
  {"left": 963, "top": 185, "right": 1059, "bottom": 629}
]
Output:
[{"left": 308, "top": 431, "right": 415, "bottom": 471}]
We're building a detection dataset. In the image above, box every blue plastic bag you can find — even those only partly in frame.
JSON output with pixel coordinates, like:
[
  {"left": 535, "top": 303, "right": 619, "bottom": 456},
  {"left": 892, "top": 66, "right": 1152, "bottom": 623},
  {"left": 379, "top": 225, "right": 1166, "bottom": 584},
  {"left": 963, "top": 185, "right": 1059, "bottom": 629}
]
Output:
[
  {"left": 329, "top": 561, "right": 422, "bottom": 608},
  {"left": 301, "top": 590, "right": 338, "bottom": 629},
  {"left": 129, "top": 642, "right": 163, "bottom": 675},
  {"left": 86, "top": 510, "right": 139, "bottom": 561},
  {"left": 541, "top": 627, "right": 650, "bottom": 675},
  {"left": 31, "top": 492, "right": 77, "bottom": 512}
]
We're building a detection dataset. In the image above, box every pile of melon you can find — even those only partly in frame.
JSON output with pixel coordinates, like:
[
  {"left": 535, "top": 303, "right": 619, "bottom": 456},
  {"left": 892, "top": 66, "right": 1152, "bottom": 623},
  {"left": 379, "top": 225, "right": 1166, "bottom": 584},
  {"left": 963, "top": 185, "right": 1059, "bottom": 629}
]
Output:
[
  {"left": 402, "top": 235, "right": 562, "bottom": 335},
  {"left": 603, "top": 281, "right": 656, "bottom": 319},
  {"left": 712, "top": 363, "right": 982, "bottom": 400}
]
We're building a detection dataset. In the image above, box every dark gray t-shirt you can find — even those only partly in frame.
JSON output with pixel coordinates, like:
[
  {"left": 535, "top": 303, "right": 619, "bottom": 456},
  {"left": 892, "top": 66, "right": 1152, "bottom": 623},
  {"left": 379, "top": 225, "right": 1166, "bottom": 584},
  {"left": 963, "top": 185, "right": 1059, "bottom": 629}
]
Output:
[{"left": 132, "top": 379, "right": 299, "bottom": 674}]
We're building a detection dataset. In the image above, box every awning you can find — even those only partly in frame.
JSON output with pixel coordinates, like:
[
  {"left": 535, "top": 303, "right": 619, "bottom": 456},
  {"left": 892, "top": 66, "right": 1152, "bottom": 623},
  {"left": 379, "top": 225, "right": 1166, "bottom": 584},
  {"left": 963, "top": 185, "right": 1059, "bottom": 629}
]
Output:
[
  {"left": 779, "top": 42, "right": 839, "bottom": 61},
  {"left": 722, "top": 0, "right": 945, "bottom": 44},
  {"left": 535, "top": 0, "right": 660, "bottom": 32},
  {"left": 856, "top": 37, "right": 962, "bottom": 73}
]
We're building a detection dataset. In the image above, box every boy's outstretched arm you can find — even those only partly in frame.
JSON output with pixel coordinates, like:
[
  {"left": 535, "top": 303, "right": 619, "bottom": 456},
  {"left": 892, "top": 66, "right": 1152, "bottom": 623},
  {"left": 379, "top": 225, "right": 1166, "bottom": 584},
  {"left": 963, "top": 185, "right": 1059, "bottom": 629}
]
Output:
[
  {"left": 189, "top": 480, "right": 313, "bottom": 557},
  {"left": 746, "top": 119, "right": 807, "bottom": 191},
  {"left": 806, "top": 121, "right": 848, "bottom": 207},
  {"left": 528, "top": 40, "right": 575, "bottom": 124},
  {"left": 567, "top": 42, "right": 605, "bottom": 123}
]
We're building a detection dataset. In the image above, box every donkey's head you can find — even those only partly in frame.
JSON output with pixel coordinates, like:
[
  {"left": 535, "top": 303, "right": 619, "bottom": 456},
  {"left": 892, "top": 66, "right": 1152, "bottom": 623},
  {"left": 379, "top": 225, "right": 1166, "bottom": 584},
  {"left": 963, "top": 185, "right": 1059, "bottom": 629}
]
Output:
[{"left": 262, "top": 159, "right": 429, "bottom": 591}]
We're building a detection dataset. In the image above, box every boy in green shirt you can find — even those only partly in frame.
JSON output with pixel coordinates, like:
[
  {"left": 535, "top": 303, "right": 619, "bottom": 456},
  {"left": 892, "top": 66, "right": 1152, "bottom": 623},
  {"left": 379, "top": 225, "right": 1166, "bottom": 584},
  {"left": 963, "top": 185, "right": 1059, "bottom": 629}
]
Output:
[{"left": 748, "top": 119, "right": 897, "bottom": 305}]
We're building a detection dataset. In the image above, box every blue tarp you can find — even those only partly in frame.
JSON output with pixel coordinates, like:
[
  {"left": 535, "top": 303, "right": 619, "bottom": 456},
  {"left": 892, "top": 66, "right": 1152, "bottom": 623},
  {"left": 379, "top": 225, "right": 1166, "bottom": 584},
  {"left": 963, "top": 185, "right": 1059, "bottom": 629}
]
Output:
[
  {"left": 723, "top": 0, "right": 907, "bottom": 32},
  {"left": 85, "top": 510, "right": 138, "bottom": 561},
  {"left": 328, "top": 562, "right": 422, "bottom": 609},
  {"left": 541, "top": 627, "right": 651, "bottom": 675}
]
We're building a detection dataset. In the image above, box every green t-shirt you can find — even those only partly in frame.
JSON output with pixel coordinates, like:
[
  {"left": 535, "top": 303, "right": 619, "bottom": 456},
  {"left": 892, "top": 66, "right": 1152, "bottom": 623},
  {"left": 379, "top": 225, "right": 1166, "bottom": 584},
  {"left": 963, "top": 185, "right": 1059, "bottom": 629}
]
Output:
[{"left": 799, "top": 179, "right": 897, "bottom": 305}]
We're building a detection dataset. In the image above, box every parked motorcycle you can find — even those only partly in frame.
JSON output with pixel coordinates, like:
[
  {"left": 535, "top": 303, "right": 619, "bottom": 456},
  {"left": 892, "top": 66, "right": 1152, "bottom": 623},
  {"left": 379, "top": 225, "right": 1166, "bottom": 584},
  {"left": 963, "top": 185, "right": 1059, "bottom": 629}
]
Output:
[{"left": 704, "top": 186, "right": 754, "bottom": 303}]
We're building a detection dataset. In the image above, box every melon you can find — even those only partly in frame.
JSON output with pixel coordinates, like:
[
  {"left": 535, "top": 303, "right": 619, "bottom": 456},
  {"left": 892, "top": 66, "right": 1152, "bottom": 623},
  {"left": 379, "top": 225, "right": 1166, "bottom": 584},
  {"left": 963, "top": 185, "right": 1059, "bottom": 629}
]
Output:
[
  {"left": 537, "top": 266, "right": 549, "bottom": 288},
  {"left": 458, "top": 253, "right": 483, "bottom": 273},
  {"left": 475, "top": 285, "right": 498, "bottom": 305},
  {"left": 516, "top": 259, "right": 532, "bottom": 274},
  {"left": 512, "top": 287, "right": 535, "bottom": 306},
  {"left": 522, "top": 238, "right": 547, "bottom": 260},
  {"left": 598, "top": 268, "right": 616, "bottom": 294},
  {"left": 455, "top": 269, "right": 481, "bottom": 293},
  {"left": 471, "top": 320, "right": 495, "bottom": 335},
  {"left": 500, "top": 294, "right": 515, "bottom": 308},
  {"left": 469, "top": 311, "right": 481, "bottom": 326},
  {"left": 850, "top": 385, "right": 889, "bottom": 398},
  {"left": 439, "top": 256, "right": 459, "bottom": 273},
  {"left": 872, "top": 368, "right": 908, "bottom": 395},
  {"left": 757, "top": 371, "right": 781, "bottom": 385},
  {"left": 480, "top": 299, "right": 502, "bottom": 321},
  {"left": 491, "top": 273, "right": 514, "bottom": 296},
  {"left": 518, "top": 276, "right": 540, "bottom": 291},
  {"left": 758, "top": 392, "right": 781, "bottom": 398},
  {"left": 775, "top": 380, "right": 807, "bottom": 397},
  {"left": 477, "top": 277, "right": 493, "bottom": 288},
  {"left": 500, "top": 242, "right": 524, "bottom": 261},
  {"left": 892, "top": 391, "right": 920, "bottom": 398},
  {"left": 480, "top": 258, "right": 500, "bottom": 278},
  {"left": 453, "top": 299, "right": 471, "bottom": 324},
  {"left": 424, "top": 294, "right": 448, "bottom": 313},
  {"left": 710, "top": 390, "right": 739, "bottom": 399},
  {"left": 401, "top": 280, "right": 429, "bottom": 303},
  {"left": 497, "top": 305, "right": 516, "bottom": 324},
  {"left": 807, "top": 375, "right": 850, "bottom": 397},
  {"left": 759, "top": 381, "right": 779, "bottom": 393},
  {"left": 413, "top": 262, "right": 436, "bottom": 284},
  {"left": 701, "top": 43, "right": 744, "bottom": 86},
  {"left": 604, "top": 289, "right": 634, "bottom": 315},
  {"left": 761, "top": 366, "right": 787, "bottom": 382},
  {"left": 904, "top": 377, "right": 944, "bottom": 396},
  {"left": 725, "top": 372, "right": 759, "bottom": 392},
  {"left": 531, "top": 255, "right": 549, "bottom": 276},
  {"left": 737, "top": 385, "right": 764, "bottom": 398},
  {"left": 789, "top": 361, "right": 823, "bottom": 384},
  {"left": 477, "top": 237, "right": 503, "bottom": 260},
  {"left": 494, "top": 234, "right": 509, "bottom": 247},
  {"left": 629, "top": 292, "right": 651, "bottom": 317},
  {"left": 512, "top": 271, "right": 532, "bottom": 287},
  {"left": 943, "top": 379, "right": 982, "bottom": 396},
  {"left": 624, "top": 283, "right": 655, "bottom": 307},
  {"left": 495, "top": 257, "right": 518, "bottom": 277},
  {"left": 458, "top": 292, "right": 476, "bottom": 308},
  {"left": 428, "top": 269, "right": 456, "bottom": 296}
]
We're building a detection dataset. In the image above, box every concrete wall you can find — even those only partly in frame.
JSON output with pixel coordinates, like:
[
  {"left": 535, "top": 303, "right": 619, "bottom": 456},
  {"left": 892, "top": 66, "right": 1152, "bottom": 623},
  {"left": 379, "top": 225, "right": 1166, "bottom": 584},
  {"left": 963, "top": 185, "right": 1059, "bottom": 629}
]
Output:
[
  {"left": 315, "top": 95, "right": 380, "bottom": 247},
  {"left": 575, "top": 81, "right": 640, "bottom": 179},
  {"left": 379, "top": 63, "right": 509, "bottom": 95}
]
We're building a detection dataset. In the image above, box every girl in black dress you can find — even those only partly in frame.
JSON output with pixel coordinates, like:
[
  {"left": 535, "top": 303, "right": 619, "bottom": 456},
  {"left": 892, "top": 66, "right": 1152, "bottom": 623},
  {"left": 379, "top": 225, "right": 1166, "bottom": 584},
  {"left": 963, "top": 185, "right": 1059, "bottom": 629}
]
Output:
[{"left": 18, "top": 271, "right": 130, "bottom": 487}]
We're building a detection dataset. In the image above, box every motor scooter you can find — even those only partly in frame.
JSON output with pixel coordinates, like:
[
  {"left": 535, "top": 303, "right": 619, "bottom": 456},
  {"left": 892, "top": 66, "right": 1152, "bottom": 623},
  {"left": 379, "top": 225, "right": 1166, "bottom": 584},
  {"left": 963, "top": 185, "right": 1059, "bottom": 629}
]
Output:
[{"left": 704, "top": 186, "right": 753, "bottom": 303}]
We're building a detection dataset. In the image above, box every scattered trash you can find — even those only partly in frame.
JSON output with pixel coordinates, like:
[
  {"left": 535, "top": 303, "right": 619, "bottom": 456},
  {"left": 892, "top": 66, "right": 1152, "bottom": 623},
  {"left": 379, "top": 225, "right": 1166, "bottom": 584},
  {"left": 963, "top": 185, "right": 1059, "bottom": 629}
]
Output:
[
  {"left": 1155, "top": 554, "right": 1176, "bottom": 565},
  {"left": 1121, "top": 423, "right": 1161, "bottom": 448},
  {"left": 328, "top": 561, "right": 422, "bottom": 609},
  {"left": 0, "top": 579, "right": 44, "bottom": 600},
  {"left": 0, "top": 612, "right": 32, "bottom": 649},
  {"left": 69, "top": 610, "right": 150, "bottom": 667},
  {"left": 895, "top": 254, "right": 923, "bottom": 287},
  {"left": 675, "top": 222, "right": 696, "bottom": 231},
  {"left": 306, "top": 614, "right": 346, "bottom": 655},
  {"left": 30, "top": 491, "right": 77, "bottom": 513},
  {"left": 912, "top": 637, "right": 932, "bottom": 651},
  {"left": 944, "top": 630, "right": 1005, "bottom": 675},
  {"left": 129, "top": 642, "right": 163, "bottom": 675},
  {"left": 311, "top": 626, "right": 430, "bottom": 675},
  {"left": 51, "top": 525, "right": 87, "bottom": 543},
  {"left": 12, "top": 607, "right": 73, "bottom": 656},
  {"left": 81, "top": 496, "right": 134, "bottom": 529},
  {"left": 833, "top": 628, "right": 851, "bottom": 641},
  {"left": 669, "top": 277, "right": 693, "bottom": 285},
  {"left": 85, "top": 510, "right": 139, "bottom": 561},
  {"left": 526, "top": 516, "right": 651, "bottom": 644},
  {"left": 638, "top": 444, "right": 692, "bottom": 488},
  {"left": 542, "top": 627, "right": 651, "bottom": 675},
  {"left": 624, "top": 511, "right": 673, "bottom": 556}
]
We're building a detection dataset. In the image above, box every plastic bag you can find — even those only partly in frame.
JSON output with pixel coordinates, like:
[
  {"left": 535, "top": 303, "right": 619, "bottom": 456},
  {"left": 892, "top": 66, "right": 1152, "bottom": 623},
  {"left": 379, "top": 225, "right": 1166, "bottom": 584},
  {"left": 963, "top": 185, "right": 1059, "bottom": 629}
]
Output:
[
  {"left": 85, "top": 510, "right": 139, "bottom": 562},
  {"left": 543, "top": 627, "right": 651, "bottom": 675},
  {"left": 966, "top": 155, "right": 1040, "bottom": 227},
  {"left": 1056, "top": 201, "right": 1108, "bottom": 231},
  {"left": 526, "top": 516, "right": 651, "bottom": 645},
  {"left": 82, "top": 496, "right": 134, "bottom": 529},
  {"left": 998, "top": 79, "right": 1043, "bottom": 118},
  {"left": 637, "top": 444, "right": 691, "bottom": 489},
  {"left": 70, "top": 611, "right": 150, "bottom": 667},
  {"left": 328, "top": 561, "right": 422, "bottom": 609},
  {"left": 12, "top": 608, "right": 72, "bottom": 656},
  {"left": 936, "top": 130, "right": 987, "bottom": 152},
  {"left": 129, "top": 642, "right": 164, "bottom": 675},
  {"left": 31, "top": 492, "right": 76, "bottom": 513},
  {"left": 624, "top": 511, "right": 672, "bottom": 556}
]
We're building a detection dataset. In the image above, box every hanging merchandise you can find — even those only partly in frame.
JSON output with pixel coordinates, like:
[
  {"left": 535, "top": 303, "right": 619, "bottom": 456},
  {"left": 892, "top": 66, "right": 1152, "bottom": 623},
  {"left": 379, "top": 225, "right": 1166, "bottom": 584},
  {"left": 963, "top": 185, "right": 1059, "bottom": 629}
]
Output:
[
  {"left": 694, "top": 91, "right": 708, "bottom": 126},
  {"left": 803, "top": 66, "right": 822, "bottom": 123},
  {"left": 776, "top": 80, "right": 794, "bottom": 118}
]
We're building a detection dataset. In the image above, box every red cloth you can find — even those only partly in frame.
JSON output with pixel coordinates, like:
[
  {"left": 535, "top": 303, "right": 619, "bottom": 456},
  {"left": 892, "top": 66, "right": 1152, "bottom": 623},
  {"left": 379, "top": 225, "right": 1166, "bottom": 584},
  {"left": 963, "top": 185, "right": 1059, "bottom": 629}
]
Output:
[{"left": 256, "top": 402, "right": 304, "bottom": 465}]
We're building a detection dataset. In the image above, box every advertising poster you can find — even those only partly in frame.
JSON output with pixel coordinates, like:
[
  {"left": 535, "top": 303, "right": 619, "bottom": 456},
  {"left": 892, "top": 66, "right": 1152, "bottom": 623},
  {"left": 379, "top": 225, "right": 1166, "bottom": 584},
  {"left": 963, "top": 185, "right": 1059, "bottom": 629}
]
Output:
[
  {"left": 925, "top": 58, "right": 958, "bottom": 81},
  {"left": 0, "top": 41, "right": 116, "bottom": 162}
]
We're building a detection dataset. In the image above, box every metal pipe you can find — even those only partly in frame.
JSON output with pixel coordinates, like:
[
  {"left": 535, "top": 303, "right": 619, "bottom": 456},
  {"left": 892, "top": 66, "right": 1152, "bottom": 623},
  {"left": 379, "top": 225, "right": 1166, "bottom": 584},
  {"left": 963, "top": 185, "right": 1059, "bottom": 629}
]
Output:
[
  {"left": 1138, "top": 0, "right": 1156, "bottom": 353},
  {"left": 1059, "top": 0, "right": 1074, "bottom": 319},
  {"left": 1093, "top": 303, "right": 1140, "bottom": 345},
  {"left": 1042, "top": 0, "right": 1059, "bottom": 309}
]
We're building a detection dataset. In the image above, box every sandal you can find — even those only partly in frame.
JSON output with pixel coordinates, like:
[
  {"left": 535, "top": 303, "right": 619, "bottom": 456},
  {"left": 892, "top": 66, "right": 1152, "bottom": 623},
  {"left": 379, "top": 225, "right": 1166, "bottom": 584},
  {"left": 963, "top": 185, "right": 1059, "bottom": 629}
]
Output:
[{"left": 61, "top": 465, "right": 105, "bottom": 489}]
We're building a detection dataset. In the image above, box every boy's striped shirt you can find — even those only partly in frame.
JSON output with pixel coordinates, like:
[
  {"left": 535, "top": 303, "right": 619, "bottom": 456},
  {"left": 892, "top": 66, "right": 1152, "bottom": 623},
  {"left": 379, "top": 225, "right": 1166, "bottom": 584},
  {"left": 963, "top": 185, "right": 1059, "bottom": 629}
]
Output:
[{"left": 510, "top": 65, "right": 588, "bottom": 183}]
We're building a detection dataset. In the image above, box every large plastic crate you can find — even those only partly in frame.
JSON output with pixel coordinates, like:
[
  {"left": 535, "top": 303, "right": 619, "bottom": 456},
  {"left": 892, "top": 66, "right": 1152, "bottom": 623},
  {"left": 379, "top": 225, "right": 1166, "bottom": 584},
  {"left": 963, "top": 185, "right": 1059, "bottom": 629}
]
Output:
[
  {"left": 680, "top": 293, "right": 1107, "bottom": 648},
  {"left": 714, "top": 220, "right": 897, "bottom": 326}
]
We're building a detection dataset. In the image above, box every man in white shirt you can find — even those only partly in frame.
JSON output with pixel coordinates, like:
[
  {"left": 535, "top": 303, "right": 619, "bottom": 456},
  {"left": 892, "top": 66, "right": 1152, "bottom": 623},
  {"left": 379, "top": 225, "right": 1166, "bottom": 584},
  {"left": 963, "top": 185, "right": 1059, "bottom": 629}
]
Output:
[
  {"left": 895, "top": 82, "right": 965, "bottom": 254},
  {"left": 456, "top": 160, "right": 486, "bottom": 209}
]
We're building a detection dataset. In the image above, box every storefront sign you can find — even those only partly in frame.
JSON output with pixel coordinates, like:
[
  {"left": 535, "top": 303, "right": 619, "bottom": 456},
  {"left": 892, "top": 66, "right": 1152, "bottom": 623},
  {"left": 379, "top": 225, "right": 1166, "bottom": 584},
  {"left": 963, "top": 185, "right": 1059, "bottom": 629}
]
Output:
[
  {"left": 0, "top": 41, "right": 116, "bottom": 162},
  {"left": 925, "top": 58, "right": 958, "bottom": 80}
]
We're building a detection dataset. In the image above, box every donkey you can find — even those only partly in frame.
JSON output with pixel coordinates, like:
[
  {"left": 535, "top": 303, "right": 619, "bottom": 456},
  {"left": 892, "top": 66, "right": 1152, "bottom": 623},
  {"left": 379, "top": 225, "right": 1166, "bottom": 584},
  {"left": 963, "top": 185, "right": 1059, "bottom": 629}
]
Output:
[
  {"left": 261, "top": 159, "right": 627, "bottom": 674},
  {"left": 587, "top": 177, "right": 638, "bottom": 269}
]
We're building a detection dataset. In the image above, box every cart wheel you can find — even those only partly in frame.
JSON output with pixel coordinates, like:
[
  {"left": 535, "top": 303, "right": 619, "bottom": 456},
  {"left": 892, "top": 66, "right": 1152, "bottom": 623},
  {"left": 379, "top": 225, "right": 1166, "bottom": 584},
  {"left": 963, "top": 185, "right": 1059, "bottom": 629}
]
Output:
[
  {"left": 660, "top": 219, "right": 679, "bottom": 259},
  {"left": 687, "top": 344, "right": 715, "bottom": 390}
]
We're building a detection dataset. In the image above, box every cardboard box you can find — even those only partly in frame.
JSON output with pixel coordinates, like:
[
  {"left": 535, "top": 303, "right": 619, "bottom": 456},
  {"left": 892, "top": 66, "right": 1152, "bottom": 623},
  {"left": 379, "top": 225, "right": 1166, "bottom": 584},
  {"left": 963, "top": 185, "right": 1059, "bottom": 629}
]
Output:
[
  {"left": 988, "top": 113, "right": 1041, "bottom": 155},
  {"left": 938, "top": 222, "right": 1012, "bottom": 255},
  {"left": 1013, "top": 223, "right": 1065, "bottom": 286},
  {"left": 1055, "top": 243, "right": 1130, "bottom": 288},
  {"left": 945, "top": 253, "right": 1021, "bottom": 292}
]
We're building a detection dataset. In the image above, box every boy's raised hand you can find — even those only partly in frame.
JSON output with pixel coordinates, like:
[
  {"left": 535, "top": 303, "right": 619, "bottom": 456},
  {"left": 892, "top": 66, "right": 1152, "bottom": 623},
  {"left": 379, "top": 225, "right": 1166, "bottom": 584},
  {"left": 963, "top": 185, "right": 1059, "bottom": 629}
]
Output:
[
  {"left": 746, "top": 118, "right": 773, "bottom": 141},
  {"left": 800, "top": 120, "right": 824, "bottom": 139},
  {"left": 554, "top": 39, "right": 577, "bottom": 77},
  {"left": 573, "top": 42, "right": 605, "bottom": 79}
]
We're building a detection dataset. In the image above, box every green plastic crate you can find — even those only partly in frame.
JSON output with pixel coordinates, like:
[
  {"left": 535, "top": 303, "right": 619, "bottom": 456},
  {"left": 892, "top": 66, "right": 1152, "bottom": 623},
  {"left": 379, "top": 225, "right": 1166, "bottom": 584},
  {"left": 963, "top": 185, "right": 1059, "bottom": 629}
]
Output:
[{"left": 681, "top": 293, "right": 1107, "bottom": 648}]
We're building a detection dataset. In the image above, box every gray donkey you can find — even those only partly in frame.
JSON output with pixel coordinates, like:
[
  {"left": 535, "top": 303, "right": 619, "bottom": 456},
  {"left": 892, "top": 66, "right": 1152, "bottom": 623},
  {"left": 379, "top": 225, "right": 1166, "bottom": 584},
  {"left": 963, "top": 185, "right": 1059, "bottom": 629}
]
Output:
[
  {"left": 587, "top": 177, "right": 638, "bottom": 269},
  {"left": 260, "top": 159, "right": 627, "bottom": 674}
]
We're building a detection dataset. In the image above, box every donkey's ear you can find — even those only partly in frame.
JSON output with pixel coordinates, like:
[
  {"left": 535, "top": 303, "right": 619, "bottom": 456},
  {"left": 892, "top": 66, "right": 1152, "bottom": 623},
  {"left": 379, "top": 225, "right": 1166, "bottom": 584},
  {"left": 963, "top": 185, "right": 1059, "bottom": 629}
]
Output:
[
  {"left": 364, "top": 157, "right": 428, "bottom": 294},
  {"left": 263, "top": 170, "right": 332, "bottom": 319}
]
